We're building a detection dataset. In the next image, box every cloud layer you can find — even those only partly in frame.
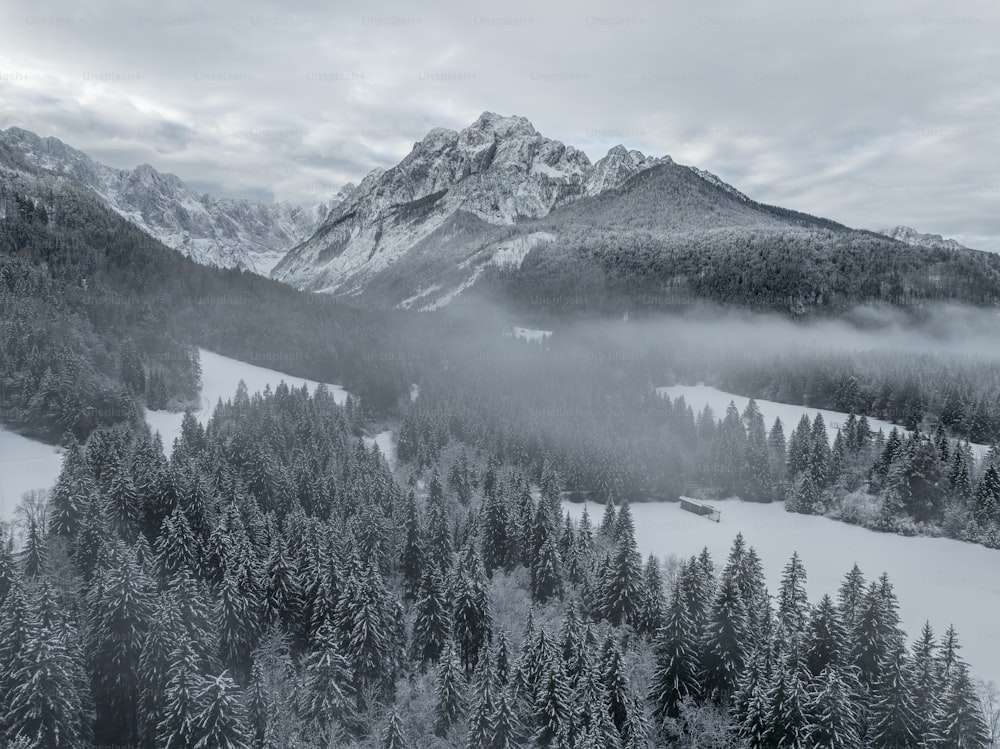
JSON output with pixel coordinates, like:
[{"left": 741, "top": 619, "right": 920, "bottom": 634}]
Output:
[{"left": 1, "top": 0, "right": 998, "bottom": 249}]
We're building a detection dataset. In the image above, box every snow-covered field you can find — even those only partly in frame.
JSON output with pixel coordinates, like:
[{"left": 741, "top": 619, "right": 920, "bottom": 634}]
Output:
[
  {"left": 147, "top": 349, "right": 348, "bottom": 455},
  {"left": 0, "top": 427, "right": 64, "bottom": 520},
  {"left": 658, "top": 384, "right": 991, "bottom": 460},
  {"left": 564, "top": 498, "right": 1000, "bottom": 686}
]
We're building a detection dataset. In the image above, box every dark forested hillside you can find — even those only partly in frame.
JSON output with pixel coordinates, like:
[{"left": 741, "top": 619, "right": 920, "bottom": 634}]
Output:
[
  {"left": 0, "top": 165, "right": 416, "bottom": 442},
  {"left": 0, "top": 381, "right": 991, "bottom": 748},
  {"left": 477, "top": 168, "right": 1000, "bottom": 319}
]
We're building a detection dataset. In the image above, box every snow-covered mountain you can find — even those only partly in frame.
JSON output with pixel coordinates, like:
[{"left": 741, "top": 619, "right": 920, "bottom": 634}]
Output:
[
  {"left": 877, "top": 225, "right": 971, "bottom": 252},
  {"left": 272, "top": 112, "right": 673, "bottom": 297},
  {"left": 0, "top": 127, "right": 330, "bottom": 273}
]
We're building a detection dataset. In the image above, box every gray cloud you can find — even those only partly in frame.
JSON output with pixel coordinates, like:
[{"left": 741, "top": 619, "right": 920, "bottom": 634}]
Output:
[{"left": 1, "top": 0, "right": 997, "bottom": 249}]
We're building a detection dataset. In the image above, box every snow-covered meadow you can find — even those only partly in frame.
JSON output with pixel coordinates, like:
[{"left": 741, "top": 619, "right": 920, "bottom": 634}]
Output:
[
  {"left": 564, "top": 498, "right": 1000, "bottom": 686},
  {"left": 0, "top": 427, "right": 65, "bottom": 520},
  {"left": 658, "top": 384, "right": 992, "bottom": 460}
]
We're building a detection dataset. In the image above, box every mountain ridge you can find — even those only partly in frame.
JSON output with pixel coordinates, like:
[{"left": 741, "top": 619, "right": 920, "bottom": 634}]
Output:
[
  {"left": 0, "top": 126, "right": 331, "bottom": 274},
  {"left": 271, "top": 111, "right": 675, "bottom": 298}
]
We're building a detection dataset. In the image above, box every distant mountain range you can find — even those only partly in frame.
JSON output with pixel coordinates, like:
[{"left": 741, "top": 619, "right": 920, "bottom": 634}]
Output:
[
  {"left": 876, "top": 225, "right": 972, "bottom": 252},
  {"left": 3, "top": 117, "right": 999, "bottom": 316},
  {"left": 0, "top": 127, "right": 330, "bottom": 274}
]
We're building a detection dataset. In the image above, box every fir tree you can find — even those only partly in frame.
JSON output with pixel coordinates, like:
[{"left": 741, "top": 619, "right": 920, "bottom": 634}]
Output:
[
  {"left": 399, "top": 490, "right": 424, "bottom": 602},
  {"left": 532, "top": 649, "right": 575, "bottom": 748},
  {"left": 157, "top": 640, "right": 203, "bottom": 749},
  {"left": 5, "top": 625, "right": 88, "bottom": 749},
  {"left": 411, "top": 564, "right": 452, "bottom": 667},
  {"left": 805, "top": 664, "right": 862, "bottom": 749},
  {"left": 649, "top": 586, "right": 701, "bottom": 724},
  {"left": 700, "top": 571, "right": 750, "bottom": 704},
  {"left": 87, "top": 543, "right": 155, "bottom": 745},
  {"left": 466, "top": 654, "right": 497, "bottom": 749},
  {"left": 433, "top": 640, "right": 466, "bottom": 737},
  {"left": 935, "top": 662, "right": 991, "bottom": 748},
  {"left": 908, "top": 622, "right": 943, "bottom": 746},
  {"left": 763, "top": 658, "right": 810, "bottom": 749},
  {"left": 380, "top": 707, "right": 410, "bottom": 749},
  {"left": 869, "top": 642, "right": 919, "bottom": 749},
  {"left": 805, "top": 594, "right": 845, "bottom": 678},
  {"left": 191, "top": 672, "right": 252, "bottom": 749},
  {"left": 299, "top": 621, "right": 356, "bottom": 733}
]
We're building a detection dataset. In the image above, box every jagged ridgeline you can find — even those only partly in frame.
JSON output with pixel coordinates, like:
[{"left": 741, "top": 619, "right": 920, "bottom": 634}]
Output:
[
  {"left": 0, "top": 161, "right": 415, "bottom": 442},
  {"left": 1, "top": 382, "right": 990, "bottom": 747}
]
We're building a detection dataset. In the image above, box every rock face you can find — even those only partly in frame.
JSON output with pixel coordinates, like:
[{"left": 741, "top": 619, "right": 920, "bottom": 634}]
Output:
[
  {"left": 878, "top": 225, "right": 971, "bottom": 252},
  {"left": 0, "top": 127, "right": 329, "bottom": 274},
  {"left": 271, "top": 112, "right": 672, "bottom": 297}
]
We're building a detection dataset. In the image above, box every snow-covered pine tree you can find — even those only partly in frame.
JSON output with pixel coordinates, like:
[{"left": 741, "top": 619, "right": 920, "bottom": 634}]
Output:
[
  {"left": 157, "top": 640, "right": 203, "bottom": 749},
  {"left": 87, "top": 542, "right": 155, "bottom": 745},
  {"left": 190, "top": 672, "right": 252, "bottom": 749},
  {"left": 934, "top": 662, "right": 991, "bottom": 748},
  {"left": 379, "top": 706, "right": 410, "bottom": 749},
  {"left": 5, "top": 624, "right": 88, "bottom": 749},
  {"left": 700, "top": 570, "right": 750, "bottom": 704},
  {"left": 411, "top": 564, "right": 452, "bottom": 667},
  {"left": 532, "top": 648, "right": 575, "bottom": 748},
  {"left": 433, "top": 639, "right": 466, "bottom": 737},
  {"left": 649, "top": 584, "right": 701, "bottom": 725},
  {"left": 869, "top": 641, "right": 919, "bottom": 749},
  {"left": 804, "top": 663, "right": 862, "bottom": 749},
  {"left": 298, "top": 620, "right": 356, "bottom": 734}
]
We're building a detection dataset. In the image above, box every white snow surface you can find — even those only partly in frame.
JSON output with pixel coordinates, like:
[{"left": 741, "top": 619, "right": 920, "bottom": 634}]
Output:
[
  {"left": 364, "top": 430, "right": 397, "bottom": 470},
  {"left": 658, "top": 384, "right": 991, "bottom": 460},
  {"left": 147, "top": 349, "right": 348, "bottom": 455},
  {"left": 0, "top": 428, "right": 64, "bottom": 520},
  {"left": 564, "top": 498, "right": 1000, "bottom": 686}
]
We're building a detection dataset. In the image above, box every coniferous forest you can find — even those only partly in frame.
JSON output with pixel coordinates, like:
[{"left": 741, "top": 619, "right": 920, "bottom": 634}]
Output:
[{"left": 1, "top": 382, "right": 993, "bottom": 748}]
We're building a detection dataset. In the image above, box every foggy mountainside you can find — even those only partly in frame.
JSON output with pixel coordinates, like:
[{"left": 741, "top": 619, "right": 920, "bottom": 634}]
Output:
[{"left": 3, "top": 120, "right": 1000, "bottom": 749}]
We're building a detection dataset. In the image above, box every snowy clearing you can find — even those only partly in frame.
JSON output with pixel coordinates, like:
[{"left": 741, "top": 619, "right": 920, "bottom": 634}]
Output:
[
  {"left": 658, "top": 384, "right": 991, "bottom": 460},
  {"left": 147, "top": 349, "right": 348, "bottom": 455},
  {"left": 0, "top": 427, "right": 63, "bottom": 520},
  {"left": 563, "top": 498, "right": 1000, "bottom": 686},
  {"left": 364, "top": 430, "right": 397, "bottom": 470}
]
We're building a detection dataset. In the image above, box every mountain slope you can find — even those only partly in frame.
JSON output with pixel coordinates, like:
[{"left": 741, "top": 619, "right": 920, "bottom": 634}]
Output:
[
  {"left": 0, "top": 126, "right": 330, "bottom": 273},
  {"left": 271, "top": 112, "right": 669, "bottom": 296}
]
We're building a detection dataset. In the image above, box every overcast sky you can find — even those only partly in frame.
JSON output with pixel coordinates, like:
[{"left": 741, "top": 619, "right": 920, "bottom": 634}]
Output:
[{"left": 2, "top": 0, "right": 998, "bottom": 249}]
